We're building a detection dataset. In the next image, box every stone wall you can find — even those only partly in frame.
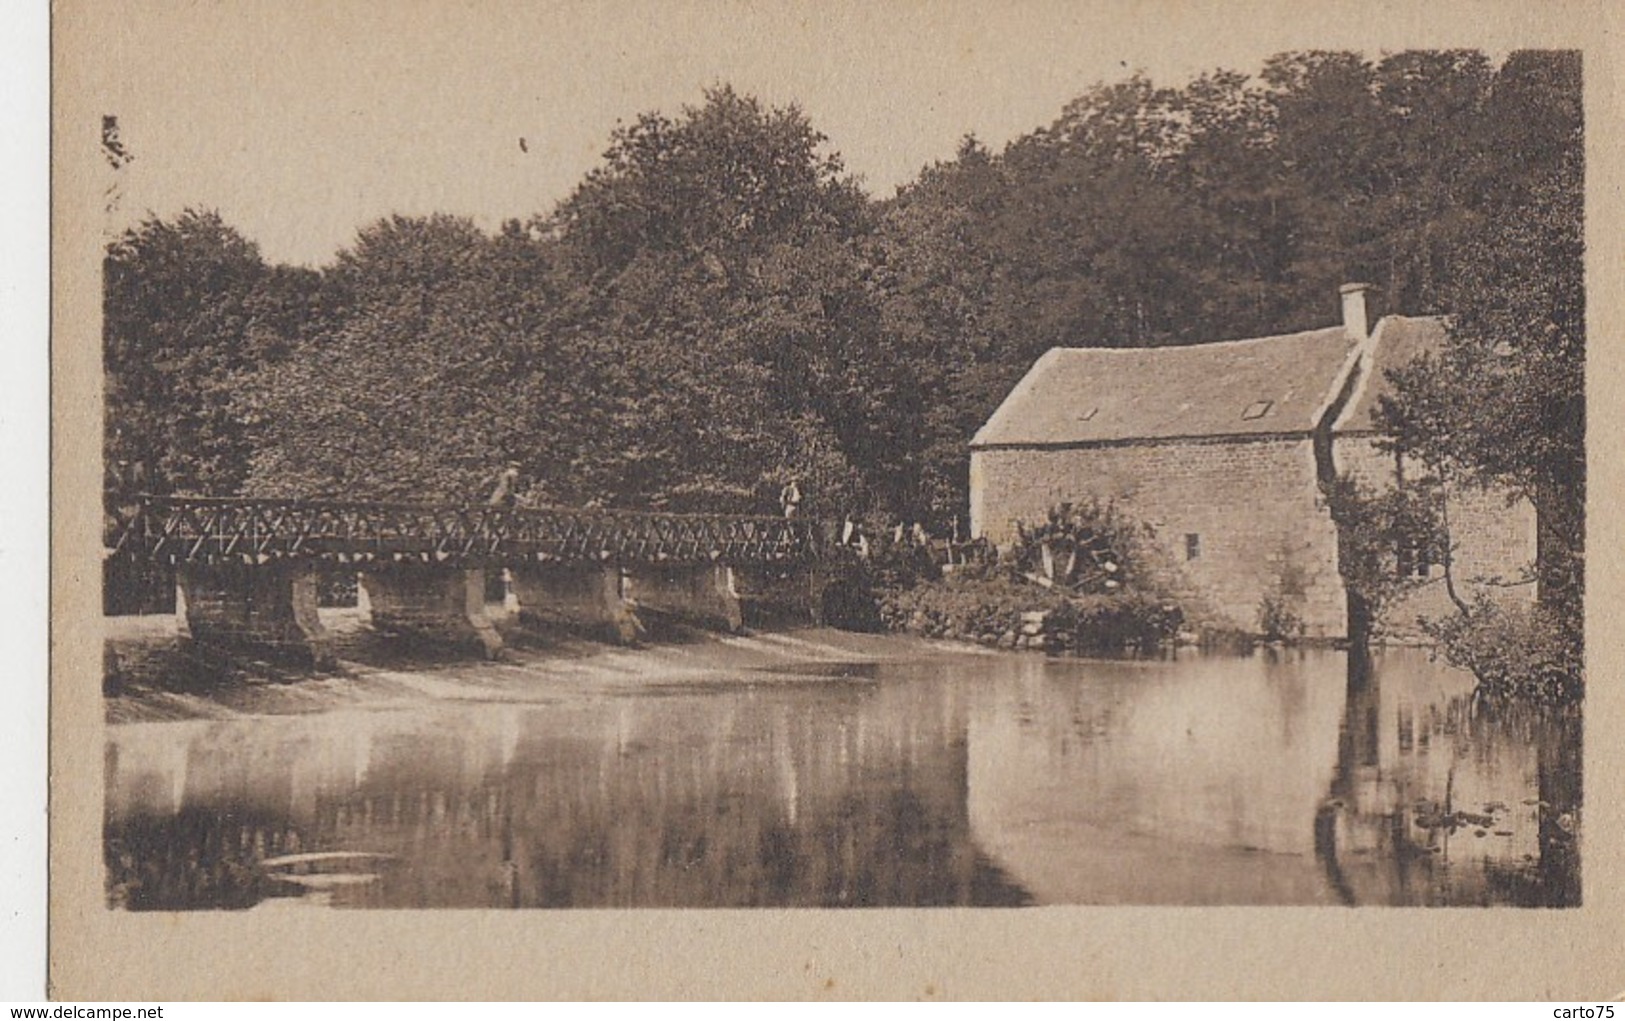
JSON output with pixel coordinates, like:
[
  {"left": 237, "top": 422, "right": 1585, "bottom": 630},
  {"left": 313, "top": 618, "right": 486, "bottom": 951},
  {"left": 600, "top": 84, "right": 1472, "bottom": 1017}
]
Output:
[
  {"left": 1333, "top": 436, "right": 1538, "bottom": 636},
  {"left": 970, "top": 436, "right": 1346, "bottom": 636}
]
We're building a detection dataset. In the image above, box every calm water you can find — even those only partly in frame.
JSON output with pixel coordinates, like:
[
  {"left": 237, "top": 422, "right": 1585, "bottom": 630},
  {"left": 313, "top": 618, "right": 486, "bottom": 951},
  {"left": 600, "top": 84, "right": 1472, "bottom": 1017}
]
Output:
[{"left": 104, "top": 643, "right": 1580, "bottom": 909}]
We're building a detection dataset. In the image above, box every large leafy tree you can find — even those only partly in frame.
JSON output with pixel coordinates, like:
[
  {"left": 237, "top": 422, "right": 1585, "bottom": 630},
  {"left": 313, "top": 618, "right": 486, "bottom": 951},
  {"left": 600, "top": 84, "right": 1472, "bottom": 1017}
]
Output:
[
  {"left": 104, "top": 210, "right": 306, "bottom": 498},
  {"left": 535, "top": 86, "right": 899, "bottom": 516},
  {"left": 237, "top": 88, "right": 908, "bottom": 517},
  {"left": 874, "top": 137, "right": 1026, "bottom": 524},
  {"left": 1379, "top": 52, "right": 1584, "bottom": 622},
  {"left": 240, "top": 214, "right": 525, "bottom": 502}
]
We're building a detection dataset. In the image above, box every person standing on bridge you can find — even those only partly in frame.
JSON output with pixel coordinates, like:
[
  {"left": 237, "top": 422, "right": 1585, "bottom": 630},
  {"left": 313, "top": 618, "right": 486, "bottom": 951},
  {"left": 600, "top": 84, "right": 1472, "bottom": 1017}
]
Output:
[
  {"left": 780, "top": 478, "right": 803, "bottom": 520},
  {"left": 488, "top": 462, "right": 521, "bottom": 510}
]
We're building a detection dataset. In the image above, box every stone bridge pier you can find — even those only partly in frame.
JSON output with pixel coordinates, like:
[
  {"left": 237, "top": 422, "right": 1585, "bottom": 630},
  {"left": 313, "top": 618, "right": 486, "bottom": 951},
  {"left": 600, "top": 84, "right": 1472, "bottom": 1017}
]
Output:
[
  {"left": 358, "top": 563, "right": 504, "bottom": 658},
  {"left": 507, "top": 562, "right": 838, "bottom": 642},
  {"left": 176, "top": 562, "right": 335, "bottom": 670},
  {"left": 508, "top": 564, "right": 643, "bottom": 644}
]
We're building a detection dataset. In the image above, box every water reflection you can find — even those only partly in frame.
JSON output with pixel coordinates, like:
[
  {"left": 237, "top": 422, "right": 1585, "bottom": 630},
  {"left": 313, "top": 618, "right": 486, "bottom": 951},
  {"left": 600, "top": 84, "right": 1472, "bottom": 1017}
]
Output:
[
  {"left": 1315, "top": 649, "right": 1581, "bottom": 907},
  {"left": 104, "top": 646, "right": 1579, "bottom": 909},
  {"left": 108, "top": 683, "right": 1029, "bottom": 909},
  {"left": 964, "top": 651, "right": 1347, "bottom": 904}
]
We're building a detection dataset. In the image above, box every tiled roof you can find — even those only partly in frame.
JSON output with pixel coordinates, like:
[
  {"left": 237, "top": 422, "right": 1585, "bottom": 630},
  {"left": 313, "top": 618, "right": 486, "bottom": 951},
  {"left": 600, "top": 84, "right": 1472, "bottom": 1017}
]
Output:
[
  {"left": 971, "top": 326, "right": 1360, "bottom": 447},
  {"left": 1332, "top": 315, "right": 1450, "bottom": 433}
]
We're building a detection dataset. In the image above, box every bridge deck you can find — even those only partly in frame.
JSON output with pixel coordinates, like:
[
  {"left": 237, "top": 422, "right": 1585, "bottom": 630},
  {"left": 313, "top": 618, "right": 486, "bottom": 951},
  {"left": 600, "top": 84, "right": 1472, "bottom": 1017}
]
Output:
[{"left": 105, "top": 496, "right": 822, "bottom": 568}]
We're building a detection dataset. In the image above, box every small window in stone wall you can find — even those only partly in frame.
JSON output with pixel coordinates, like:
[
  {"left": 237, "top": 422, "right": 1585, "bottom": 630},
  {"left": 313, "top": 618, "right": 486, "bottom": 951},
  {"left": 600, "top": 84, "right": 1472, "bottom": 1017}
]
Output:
[{"left": 1185, "top": 533, "right": 1201, "bottom": 560}]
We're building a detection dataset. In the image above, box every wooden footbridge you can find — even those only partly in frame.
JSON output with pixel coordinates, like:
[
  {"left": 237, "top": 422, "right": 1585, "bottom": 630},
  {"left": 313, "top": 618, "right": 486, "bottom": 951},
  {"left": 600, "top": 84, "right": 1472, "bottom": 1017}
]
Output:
[
  {"left": 105, "top": 496, "right": 821, "bottom": 567},
  {"left": 105, "top": 496, "right": 847, "bottom": 671}
]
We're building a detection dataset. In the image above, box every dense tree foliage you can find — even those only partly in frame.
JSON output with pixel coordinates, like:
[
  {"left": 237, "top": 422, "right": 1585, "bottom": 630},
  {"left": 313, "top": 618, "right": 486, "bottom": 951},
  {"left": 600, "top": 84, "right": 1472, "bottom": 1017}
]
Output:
[
  {"left": 105, "top": 52, "right": 1583, "bottom": 593},
  {"left": 525, "top": 86, "right": 906, "bottom": 515},
  {"left": 1375, "top": 52, "right": 1584, "bottom": 678},
  {"left": 237, "top": 213, "right": 525, "bottom": 501},
  {"left": 104, "top": 210, "right": 319, "bottom": 499},
  {"left": 1379, "top": 57, "right": 1583, "bottom": 583},
  {"left": 876, "top": 50, "right": 1582, "bottom": 523},
  {"left": 224, "top": 88, "right": 910, "bottom": 512}
]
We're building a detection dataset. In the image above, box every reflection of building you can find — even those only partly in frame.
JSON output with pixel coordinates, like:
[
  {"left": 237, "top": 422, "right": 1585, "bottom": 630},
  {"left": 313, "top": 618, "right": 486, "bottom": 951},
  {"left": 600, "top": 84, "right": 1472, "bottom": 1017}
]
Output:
[
  {"left": 964, "top": 652, "right": 1348, "bottom": 905},
  {"left": 968, "top": 285, "right": 1536, "bottom": 637}
]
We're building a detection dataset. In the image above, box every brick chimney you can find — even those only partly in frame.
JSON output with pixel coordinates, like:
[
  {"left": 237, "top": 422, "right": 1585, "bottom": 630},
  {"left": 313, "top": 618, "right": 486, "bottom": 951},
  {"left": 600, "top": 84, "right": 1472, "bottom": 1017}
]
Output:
[{"left": 1340, "top": 282, "right": 1372, "bottom": 341}]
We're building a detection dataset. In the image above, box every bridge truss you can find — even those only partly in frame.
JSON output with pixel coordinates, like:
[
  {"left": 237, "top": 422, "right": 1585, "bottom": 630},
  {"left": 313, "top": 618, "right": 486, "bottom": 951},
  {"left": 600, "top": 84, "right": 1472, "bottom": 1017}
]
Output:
[{"left": 104, "top": 496, "right": 822, "bottom": 568}]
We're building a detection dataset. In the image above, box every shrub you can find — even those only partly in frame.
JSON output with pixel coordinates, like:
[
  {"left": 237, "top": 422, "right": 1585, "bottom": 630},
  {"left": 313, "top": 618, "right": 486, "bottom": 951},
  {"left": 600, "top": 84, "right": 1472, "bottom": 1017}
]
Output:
[
  {"left": 877, "top": 574, "right": 1063, "bottom": 635},
  {"left": 1423, "top": 597, "right": 1582, "bottom": 705},
  {"left": 1053, "top": 592, "right": 1184, "bottom": 651},
  {"left": 1008, "top": 500, "right": 1153, "bottom": 594},
  {"left": 871, "top": 501, "right": 1181, "bottom": 653},
  {"left": 861, "top": 529, "right": 942, "bottom": 590},
  {"left": 1257, "top": 594, "right": 1304, "bottom": 641},
  {"left": 877, "top": 574, "right": 1181, "bottom": 652}
]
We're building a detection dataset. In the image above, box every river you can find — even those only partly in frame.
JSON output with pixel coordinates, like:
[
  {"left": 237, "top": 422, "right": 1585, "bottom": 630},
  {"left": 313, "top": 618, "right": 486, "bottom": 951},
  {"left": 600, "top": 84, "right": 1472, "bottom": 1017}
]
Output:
[{"left": 103, "top": 629, "right": 1580, "bottom": 909}]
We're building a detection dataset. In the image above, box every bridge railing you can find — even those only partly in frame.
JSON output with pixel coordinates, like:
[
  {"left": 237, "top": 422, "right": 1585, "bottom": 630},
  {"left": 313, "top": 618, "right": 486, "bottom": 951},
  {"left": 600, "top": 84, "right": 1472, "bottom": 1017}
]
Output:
[{"left": 104, "top": 495, "right": 823, "bottom": 567}]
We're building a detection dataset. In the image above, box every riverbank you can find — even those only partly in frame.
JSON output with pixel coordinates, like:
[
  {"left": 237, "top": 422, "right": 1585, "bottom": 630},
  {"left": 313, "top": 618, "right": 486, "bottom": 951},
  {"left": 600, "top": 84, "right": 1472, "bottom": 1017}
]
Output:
[{"left": 103, "top": 610, "right": 995, "bottom": 724}]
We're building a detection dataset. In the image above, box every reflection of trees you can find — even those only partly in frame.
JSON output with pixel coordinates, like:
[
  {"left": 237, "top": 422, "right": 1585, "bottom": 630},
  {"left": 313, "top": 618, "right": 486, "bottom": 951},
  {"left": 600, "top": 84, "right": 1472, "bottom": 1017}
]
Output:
[
  {"left": 1314, "top": 648, "right": 1430, "bottom": 905},
  {"left": 106, "top": 687, "right": 1032, "bottom": 910},
  {"left": 1483, "top": 696, "right": 1581, "bottom": 907},
  {"left": 1314, "top": 650, "right": 1579, "bottom": 906},
  {"left": 323, "top": 697, "right": 1029, "bottom": 908},
  {"left": 105, "top": 807, "right": 307, "bottom": 910}
]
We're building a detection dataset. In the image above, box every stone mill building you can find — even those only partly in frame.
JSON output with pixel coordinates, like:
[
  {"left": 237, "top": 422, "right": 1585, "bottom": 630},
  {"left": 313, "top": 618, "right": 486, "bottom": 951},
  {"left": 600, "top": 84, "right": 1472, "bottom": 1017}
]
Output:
[{"left": 968, "top": 285, "right": 1537, "bottom": 638}]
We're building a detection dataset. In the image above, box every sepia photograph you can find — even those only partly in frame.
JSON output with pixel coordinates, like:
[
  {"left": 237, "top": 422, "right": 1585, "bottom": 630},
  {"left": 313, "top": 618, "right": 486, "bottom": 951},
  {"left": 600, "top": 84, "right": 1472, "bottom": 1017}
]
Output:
[{"left": 49, "top": 0, "right": 1622, "bottom": 1000}]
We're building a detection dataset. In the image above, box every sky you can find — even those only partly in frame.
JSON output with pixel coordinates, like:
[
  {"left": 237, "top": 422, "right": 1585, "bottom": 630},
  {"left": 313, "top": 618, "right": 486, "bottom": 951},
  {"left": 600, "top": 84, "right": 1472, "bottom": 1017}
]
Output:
[{"left": 77, "top": 0, "right": 1585, "bottom": 266}]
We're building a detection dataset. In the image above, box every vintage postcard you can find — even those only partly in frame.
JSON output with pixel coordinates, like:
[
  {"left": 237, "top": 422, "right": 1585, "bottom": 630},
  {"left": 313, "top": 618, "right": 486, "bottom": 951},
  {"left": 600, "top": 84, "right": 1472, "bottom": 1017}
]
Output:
[{"left": 50, "top": 0, "right": 1623, "bottom": 1000}]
